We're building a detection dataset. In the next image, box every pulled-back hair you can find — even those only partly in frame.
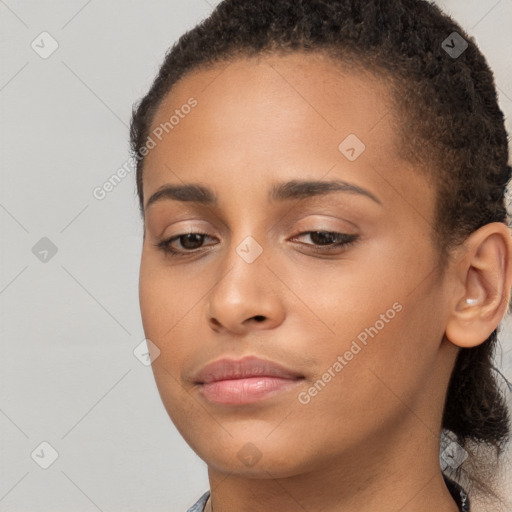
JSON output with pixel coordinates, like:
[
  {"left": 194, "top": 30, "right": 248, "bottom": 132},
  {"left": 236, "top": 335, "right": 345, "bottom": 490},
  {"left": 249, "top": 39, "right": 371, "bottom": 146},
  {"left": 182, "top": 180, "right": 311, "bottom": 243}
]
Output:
[{"left": 130, "top": 0, "right": 512, "bottom": 506}]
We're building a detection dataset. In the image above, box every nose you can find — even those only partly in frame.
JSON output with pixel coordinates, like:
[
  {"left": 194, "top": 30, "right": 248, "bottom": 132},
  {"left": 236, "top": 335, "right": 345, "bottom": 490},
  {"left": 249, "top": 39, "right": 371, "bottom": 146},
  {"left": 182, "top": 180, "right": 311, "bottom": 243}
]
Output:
[{"left": 205, "top": 242, "right": 286, "bottom": 335}]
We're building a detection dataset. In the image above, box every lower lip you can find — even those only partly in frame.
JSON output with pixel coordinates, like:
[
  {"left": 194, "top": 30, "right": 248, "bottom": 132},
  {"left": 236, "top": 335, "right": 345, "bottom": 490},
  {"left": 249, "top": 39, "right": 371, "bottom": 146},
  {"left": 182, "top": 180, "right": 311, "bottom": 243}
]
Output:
[{"left": 199, "top": 376, "right": 303, "bottom": 405}]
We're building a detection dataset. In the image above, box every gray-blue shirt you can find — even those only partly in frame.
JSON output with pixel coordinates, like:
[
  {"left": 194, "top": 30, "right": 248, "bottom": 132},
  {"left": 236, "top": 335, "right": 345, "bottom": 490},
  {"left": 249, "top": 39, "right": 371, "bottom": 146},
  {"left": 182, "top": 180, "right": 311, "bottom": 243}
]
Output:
[{"left": 186, "top": 490, "right": 210, "bottom": 512}]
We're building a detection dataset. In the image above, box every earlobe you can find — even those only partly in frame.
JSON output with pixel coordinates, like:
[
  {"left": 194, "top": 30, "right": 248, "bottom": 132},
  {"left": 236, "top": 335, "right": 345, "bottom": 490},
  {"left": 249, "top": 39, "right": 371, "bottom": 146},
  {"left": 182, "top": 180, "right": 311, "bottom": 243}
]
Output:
[{"left": 444, "top": 222, "right": 512, "bottom": 349}]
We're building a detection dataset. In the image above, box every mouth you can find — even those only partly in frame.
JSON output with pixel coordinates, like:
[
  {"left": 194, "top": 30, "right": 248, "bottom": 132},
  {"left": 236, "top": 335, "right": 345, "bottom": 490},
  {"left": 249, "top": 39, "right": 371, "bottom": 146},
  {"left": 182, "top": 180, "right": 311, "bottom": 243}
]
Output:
[
  {"left": 198, "top": 376, "right": 305, "bottom": 405},
  {"left": 193, "top": 355, "right": 305, "bottom": 405}
]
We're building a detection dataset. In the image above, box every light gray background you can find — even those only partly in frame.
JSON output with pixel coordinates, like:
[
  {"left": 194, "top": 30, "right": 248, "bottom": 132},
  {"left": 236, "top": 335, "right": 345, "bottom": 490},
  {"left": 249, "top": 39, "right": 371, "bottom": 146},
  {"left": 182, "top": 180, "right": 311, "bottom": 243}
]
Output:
[{"left": 0, "top": 1, "right": 511, "bottom": 511}]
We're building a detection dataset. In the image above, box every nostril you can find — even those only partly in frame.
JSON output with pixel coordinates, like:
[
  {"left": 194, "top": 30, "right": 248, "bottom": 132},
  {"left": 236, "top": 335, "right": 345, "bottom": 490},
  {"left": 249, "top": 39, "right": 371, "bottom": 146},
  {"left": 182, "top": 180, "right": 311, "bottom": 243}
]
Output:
[
  {"left": 210, "top": 318, "right": 221, "bottom": 327},
  {"left": 253, "top": 315, "right": 266, "bottom": 322}
]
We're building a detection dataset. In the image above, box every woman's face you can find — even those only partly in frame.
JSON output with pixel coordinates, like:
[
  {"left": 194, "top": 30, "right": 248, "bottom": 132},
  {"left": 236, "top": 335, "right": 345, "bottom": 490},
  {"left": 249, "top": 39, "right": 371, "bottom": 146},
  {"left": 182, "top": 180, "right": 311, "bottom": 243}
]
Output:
[{"left": 139, "top": 53, "right": 457, "bottom": 477}]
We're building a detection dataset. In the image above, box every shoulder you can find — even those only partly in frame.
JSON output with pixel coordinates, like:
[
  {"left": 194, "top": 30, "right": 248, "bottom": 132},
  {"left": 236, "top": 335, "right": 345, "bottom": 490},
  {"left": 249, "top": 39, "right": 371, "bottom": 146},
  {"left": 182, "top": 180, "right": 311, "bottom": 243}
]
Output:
[{"left": 186, "top": 490, "right": 210, "bottom": 512}]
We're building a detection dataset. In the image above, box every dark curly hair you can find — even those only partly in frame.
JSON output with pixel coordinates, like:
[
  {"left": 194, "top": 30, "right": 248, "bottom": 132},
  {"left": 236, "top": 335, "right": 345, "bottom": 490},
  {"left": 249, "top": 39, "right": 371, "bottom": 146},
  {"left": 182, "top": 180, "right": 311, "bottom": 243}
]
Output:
[{"left": 129, "top": 0, "right": 512, "bottom": 506}]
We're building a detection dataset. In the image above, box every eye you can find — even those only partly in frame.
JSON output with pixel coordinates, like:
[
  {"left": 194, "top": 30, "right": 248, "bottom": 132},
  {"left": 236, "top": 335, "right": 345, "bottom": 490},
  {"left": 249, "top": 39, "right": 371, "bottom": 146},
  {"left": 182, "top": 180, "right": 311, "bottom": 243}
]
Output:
[
  {"left": 154, "top": 232, "right": 217, "bottom": 256},
  {"left": 291, "top": 231, "right": 359, "bottom": 252},
  {"left": 154, "top": 230, "right": 359, "bottom": 258}
]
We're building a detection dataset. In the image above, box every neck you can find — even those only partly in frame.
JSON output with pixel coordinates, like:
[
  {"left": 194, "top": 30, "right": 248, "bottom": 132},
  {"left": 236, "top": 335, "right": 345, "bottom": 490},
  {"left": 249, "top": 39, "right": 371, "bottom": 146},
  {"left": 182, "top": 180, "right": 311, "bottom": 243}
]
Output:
[{"left": 205, "top": 420, "right": 460, "bottom": 512}]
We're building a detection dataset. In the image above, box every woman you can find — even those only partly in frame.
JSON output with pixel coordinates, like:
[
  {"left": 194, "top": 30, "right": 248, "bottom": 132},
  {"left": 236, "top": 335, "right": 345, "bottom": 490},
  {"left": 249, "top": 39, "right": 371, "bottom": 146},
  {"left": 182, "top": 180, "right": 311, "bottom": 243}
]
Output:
[{"left": 130, "top": 0, "right": 512, "bottom": 510}]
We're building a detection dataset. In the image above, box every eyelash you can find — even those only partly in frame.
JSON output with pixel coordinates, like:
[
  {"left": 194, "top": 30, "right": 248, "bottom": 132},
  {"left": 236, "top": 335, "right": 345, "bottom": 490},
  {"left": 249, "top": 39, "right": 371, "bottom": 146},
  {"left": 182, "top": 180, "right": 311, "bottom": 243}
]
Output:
[{"left": 154, "top": 230, "right": 359, "bottom": 257}]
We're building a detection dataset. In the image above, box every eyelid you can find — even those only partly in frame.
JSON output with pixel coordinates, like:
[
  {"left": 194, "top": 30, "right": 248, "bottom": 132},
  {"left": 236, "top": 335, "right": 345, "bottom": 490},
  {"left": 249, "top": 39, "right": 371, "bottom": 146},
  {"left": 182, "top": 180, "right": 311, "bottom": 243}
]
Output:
[
  {"left": 277, "top": 211, "right": 360, "bottom": 234},
  {"left": 152, "top": 212, "right": 362, "bottom": 250}
]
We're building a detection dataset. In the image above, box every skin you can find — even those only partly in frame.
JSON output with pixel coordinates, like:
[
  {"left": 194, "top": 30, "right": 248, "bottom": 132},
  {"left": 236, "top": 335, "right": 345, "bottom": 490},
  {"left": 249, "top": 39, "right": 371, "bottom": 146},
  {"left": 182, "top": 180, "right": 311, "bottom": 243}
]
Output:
[{"left": 138, "top": 52, "right": 512, "bottom": 512}]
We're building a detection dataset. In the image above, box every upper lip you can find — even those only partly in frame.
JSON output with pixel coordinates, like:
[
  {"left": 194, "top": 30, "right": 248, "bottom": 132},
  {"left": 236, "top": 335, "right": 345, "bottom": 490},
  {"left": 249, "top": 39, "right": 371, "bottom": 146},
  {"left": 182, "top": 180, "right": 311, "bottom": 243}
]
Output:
[{"left": 193, "top": 356, "right": 304, "bottom": 384}]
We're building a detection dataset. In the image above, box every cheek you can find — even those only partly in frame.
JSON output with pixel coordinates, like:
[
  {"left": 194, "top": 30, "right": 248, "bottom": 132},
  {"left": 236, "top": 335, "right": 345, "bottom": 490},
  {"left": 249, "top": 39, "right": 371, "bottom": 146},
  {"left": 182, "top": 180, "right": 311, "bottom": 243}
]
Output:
[
  {"left": 281, "top": 256, "right": 399, "bottom": 341},
  {"left": 138, "top": 250, "right": 201, "bottom": 339},
  {"left": 138, "top": 253, "right": 191, "bottom": 385},
  {"left": 292, "top": 261, "right": 441, "bottom": 421},
  {"left": 138, "top": 257, "right": 168, "bottom": 339},
  {"left": 138, "top": 250, "right": 217, "bottom": 387},
  {"left": 138, "top": 254, "right": 199, "bottom": 418},
  {"left": 292, "top": 305, "right": 431, "bottom": 454}
]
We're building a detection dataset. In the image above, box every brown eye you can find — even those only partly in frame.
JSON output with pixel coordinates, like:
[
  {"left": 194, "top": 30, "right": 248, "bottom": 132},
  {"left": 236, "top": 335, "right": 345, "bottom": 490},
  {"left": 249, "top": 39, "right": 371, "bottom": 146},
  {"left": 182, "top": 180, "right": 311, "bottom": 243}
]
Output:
[
  {"left": 292, "top": 231, "right": 359, "bottom": 251},
  {"left": 155, "top": 232, "right": 217, "bottom": 256},
  {"left": 176, "top": 233, "right": 207, "bottom": 250}
]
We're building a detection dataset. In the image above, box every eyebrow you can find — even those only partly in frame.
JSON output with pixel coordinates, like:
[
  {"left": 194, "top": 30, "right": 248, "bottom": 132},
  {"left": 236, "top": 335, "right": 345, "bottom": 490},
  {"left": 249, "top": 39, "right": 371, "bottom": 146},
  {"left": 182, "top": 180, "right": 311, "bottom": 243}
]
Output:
[{"left": 145, "top": 179, "right": 382, "bottom": 210}]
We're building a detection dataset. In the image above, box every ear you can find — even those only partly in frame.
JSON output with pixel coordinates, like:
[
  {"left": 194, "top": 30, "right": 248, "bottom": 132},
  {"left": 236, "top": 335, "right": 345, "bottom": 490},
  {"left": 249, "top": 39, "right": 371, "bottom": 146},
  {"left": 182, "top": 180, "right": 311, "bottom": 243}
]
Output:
[{"left": 445, "top": 222, "right": 512, "bottom": 348}]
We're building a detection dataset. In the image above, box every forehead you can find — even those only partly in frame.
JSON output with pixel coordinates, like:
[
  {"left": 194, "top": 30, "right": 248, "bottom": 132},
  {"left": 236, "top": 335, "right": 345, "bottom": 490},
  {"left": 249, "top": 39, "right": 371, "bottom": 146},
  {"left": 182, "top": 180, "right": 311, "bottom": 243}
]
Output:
[
  {"left": 142, "top": 52, "right": 433, "bottom": 222},
  {"left": 147, "top": 52, "right": 396, "bottom": 152}
]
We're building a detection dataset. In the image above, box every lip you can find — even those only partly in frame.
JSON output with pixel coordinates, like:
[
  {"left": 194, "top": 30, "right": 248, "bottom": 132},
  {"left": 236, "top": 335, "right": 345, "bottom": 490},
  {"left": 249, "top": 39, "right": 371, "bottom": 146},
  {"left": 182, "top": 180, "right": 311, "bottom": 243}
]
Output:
[
  {"left": 193, "top": 355, "right": 305, "bottom": 405},
  {"left": 193, "top": 355, "right": 304, "bottom": 384}
]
